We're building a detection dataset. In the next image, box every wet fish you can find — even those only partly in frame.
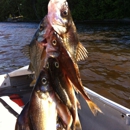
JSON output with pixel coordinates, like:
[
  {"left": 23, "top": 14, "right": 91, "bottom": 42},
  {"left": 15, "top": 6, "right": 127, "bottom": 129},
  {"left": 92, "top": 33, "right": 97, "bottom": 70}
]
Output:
[
  {"left": 45, "top": 30, "right": 82, "bottom": 129},
  {"left": 21, "top": 16, "right": 50, "bottom": 79},
  {"left": 46, "top": 57, "right": 82, "bottom": 130},
  {"left": 15, "top": 68, "right": 73, "bottom": 130},
  {"left": 55, "top": 93, "right": 73, "bottom": 130},
  {"left": 15, "top": 102, "right": 31, "bottom": 130},
  {"left": 47, "top": 0, "right": 88, "bottom": 62},
  {"left": 15, "top": 69, "right": 57, "bottom": 130},
  {"left": 46, "top": 31, "right": 102, "bottom": 116},
  {"left": 46, "top": 57, "right": 72, "bottom": 109}
]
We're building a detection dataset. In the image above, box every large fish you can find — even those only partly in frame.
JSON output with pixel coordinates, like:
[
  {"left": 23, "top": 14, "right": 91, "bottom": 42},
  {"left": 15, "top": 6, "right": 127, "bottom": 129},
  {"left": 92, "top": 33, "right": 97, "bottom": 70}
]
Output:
[
  {"left": 46, "top": 57, "right": 82, "bottom": 130},
  {"left": 47, "top": 0, "right": 88, "bottom": 62},
  {"left": 46, "top": 31, "right": 102, "bottom": 116},
  {"left": 15, "top": 68, "right": 72, "bottom": 130}
]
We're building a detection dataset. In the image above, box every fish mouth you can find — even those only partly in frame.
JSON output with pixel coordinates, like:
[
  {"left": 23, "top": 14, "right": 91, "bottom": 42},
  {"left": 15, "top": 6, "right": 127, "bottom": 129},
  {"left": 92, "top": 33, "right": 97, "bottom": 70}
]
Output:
[
  {"left": 46, "top": 48, "right": 60, "bottom": 58},
  {"left": 48, "top": 51, "right": 60, "bottom": 58},
  {"left": 40, "top": 85, "right": 53, "bottom": 92},
  {"left": 46, "top": 42, "right": 60, "bottom": 58}
]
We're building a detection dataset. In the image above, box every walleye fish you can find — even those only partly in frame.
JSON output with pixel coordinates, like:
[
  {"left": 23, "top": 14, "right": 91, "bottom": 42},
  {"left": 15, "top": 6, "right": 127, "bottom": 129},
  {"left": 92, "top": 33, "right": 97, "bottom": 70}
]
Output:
[
  {"left": 47, "top": 0, "right": 88, "bottom": 62},
  {"left": 46, "top": 31, "right": 102, "bottom": 116},
  {"left": 46, "top": 57, "right": 82, "bottom": 130}
]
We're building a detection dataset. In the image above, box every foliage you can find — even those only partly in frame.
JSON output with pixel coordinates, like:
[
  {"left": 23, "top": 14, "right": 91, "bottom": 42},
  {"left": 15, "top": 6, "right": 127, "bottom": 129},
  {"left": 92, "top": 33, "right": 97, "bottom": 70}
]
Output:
[{"left": 0, "top": 0, "right": 130, "bottom": 21}]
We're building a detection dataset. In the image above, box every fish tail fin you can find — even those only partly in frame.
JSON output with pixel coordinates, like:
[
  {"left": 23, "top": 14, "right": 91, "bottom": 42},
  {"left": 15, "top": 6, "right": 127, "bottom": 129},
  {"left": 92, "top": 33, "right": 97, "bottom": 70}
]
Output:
[
  {"left": 87, "top": 100, "right": 103, "bottom": 116},
  {"left": 73, "top": 120, "right": 82, "bottom": 130},
  {"left": 76, "top": 98, "right": 81, "bottom": 109},
  {"left": 66, "top": 99, "right": 73, "bottom": 109}
]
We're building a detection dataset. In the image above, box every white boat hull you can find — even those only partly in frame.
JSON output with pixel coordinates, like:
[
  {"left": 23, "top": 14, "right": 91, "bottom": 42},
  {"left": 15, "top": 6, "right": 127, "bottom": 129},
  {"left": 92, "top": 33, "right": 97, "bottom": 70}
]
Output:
[{"left": 0, "top": 66, "right": 130, "bottom": 130}]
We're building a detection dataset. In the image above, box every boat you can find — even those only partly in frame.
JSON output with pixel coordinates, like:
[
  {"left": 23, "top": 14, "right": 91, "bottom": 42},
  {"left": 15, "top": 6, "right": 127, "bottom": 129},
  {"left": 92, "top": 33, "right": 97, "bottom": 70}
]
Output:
[
  {"left": 0, "top": 66, "right": 130, "bottom": 130},
  {"left": 7, "top": 15, "right": 23, "bottom": 22}
]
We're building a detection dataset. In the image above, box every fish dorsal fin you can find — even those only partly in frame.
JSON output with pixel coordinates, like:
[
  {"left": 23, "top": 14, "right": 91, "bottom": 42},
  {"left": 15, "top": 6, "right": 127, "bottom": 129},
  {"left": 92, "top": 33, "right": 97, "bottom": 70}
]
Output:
[
  {"left": 21, "top": 45, "right": 30, "bottom": 59},
  {"left": 76, "top": 42, "right": 88, "bottom": 62}
]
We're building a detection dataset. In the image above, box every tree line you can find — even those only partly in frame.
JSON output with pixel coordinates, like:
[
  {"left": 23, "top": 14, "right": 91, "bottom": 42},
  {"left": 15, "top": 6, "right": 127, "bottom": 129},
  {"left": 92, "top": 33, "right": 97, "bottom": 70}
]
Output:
[{"left": 0, "top": 0, "right": 130, "bottom": 21}]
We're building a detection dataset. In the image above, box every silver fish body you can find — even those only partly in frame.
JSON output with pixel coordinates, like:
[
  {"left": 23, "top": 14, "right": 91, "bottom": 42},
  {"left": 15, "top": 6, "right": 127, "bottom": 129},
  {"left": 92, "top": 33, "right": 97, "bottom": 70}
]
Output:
[{"left": 15, "top": 69, "right": 57, "bottom": 130}]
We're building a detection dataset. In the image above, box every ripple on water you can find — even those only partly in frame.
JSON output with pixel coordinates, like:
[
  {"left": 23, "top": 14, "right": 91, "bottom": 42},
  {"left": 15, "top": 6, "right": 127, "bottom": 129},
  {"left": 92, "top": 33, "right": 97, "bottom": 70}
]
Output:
[{"left": 0, "top": 22, "right": 130, "bottom": 108}]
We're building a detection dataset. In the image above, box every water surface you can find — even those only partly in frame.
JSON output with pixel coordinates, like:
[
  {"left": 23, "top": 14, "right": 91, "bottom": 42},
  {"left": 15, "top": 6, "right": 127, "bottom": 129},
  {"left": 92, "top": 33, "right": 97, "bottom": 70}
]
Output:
[{"left": 0, "top": 22, "right": 130, "bottom": 108}]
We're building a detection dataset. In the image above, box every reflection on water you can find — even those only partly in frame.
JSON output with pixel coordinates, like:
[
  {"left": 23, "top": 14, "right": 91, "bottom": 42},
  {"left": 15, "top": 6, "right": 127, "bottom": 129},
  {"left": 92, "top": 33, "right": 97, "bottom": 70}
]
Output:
[
  {"left": 0, "top": 22, "right": 38, "bottom": 73},
  {"left": 77, "top": 23, "right": 130, "bottom": 108},
  {"left": 0, "top": 22, "right": 130, "bottom": 108}
]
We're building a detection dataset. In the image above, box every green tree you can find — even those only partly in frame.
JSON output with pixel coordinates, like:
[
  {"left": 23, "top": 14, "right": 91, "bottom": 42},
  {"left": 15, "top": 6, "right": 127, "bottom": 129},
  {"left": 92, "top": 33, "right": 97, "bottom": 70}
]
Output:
[{"left": 0, "top": 0, "right": 130, "bottom": 21}]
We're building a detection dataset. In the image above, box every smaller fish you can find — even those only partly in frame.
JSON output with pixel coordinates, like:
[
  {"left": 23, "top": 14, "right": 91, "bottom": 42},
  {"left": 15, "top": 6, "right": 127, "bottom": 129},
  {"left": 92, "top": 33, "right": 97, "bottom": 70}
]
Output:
[
  {"left": 15, "top": 68, "right": 73, "bottom": 130},
  {"left": 46, "top": 57, "right": 72, "bottom": 109},
  {"left": 63, "top": 76, "right": 82, "bottom": 130},
  {"left": 15, "top": 69, "right": 57, "bottom": 130},
  {"left": 21, "top": 17, "right": 56, "bottom": 87},
  {"left": 21, "top": 16, "right": 49, "bottom": 79},
  {"left": 55, "top": 94, "right": 73, "bottom": 130},
  {"left": 46, "top": 57, "right": 82, "bottom": 130}
]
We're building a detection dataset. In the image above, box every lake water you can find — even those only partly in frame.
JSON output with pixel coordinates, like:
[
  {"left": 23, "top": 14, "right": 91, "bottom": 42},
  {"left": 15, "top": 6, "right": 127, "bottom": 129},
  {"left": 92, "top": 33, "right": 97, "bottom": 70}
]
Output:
[{"left": 0, "top": 22, "right": 130, "bottom": 108}]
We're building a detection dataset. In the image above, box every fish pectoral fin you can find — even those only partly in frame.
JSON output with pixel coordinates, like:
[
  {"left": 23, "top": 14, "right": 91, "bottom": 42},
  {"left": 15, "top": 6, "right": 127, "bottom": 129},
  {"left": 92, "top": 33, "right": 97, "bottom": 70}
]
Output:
[
  {"left": 87, "top": 100, "right": 103, "bottom": 116},
  {"left": 30, "top": 79, "right": 36, "bottom": 87},
  {"left": 21, "top": 45, "right": 30, "bottom": 59},
  {"left": 76, "top": 42, "right": 88, "bottom": 62}
]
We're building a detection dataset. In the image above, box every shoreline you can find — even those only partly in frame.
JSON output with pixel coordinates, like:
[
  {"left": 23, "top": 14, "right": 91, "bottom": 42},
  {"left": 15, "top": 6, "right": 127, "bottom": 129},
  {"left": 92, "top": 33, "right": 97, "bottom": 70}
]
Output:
[
  {"left": 1, "top": 18, "right": 130, "bottom": 24},
  {"left": 75, "top": 18, "right": 130, "bottom": 24}
]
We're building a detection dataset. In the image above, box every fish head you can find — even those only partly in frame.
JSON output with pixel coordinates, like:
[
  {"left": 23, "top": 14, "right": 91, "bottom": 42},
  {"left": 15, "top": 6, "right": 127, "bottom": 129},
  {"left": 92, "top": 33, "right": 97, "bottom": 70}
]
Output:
[
  {"left": 46, "top": 57, "right": 60, "bottom": 76},
  {"left": 47, "top": 0, "right": 72, "bottom": 34},
  {"left": 46, "top": 30, "right": 63, "bottom": 58},
  {"left": 42, "top": 30, "right": 63, "bottom": 68},
  {"left": 35, "top": 68, "right": 53, "bottom": 92}
]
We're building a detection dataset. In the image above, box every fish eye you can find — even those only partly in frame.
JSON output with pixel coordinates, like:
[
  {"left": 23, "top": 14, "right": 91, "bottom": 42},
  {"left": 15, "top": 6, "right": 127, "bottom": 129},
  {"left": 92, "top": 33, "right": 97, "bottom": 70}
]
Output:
[
  {"left": 46, "top": 62, "right": 49, "bottom": 68},
  {"left": 41, "top": 77, "right": 48, "bottom": 85},
  {"left": 55, "top": 62, "right": 59, "bottom": 68},
  {"left": 62, "top": 10, "right": 68, "bottom": 17},
  {"left": 52, "top": 40, "right": 57, "bottom": 46}
]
